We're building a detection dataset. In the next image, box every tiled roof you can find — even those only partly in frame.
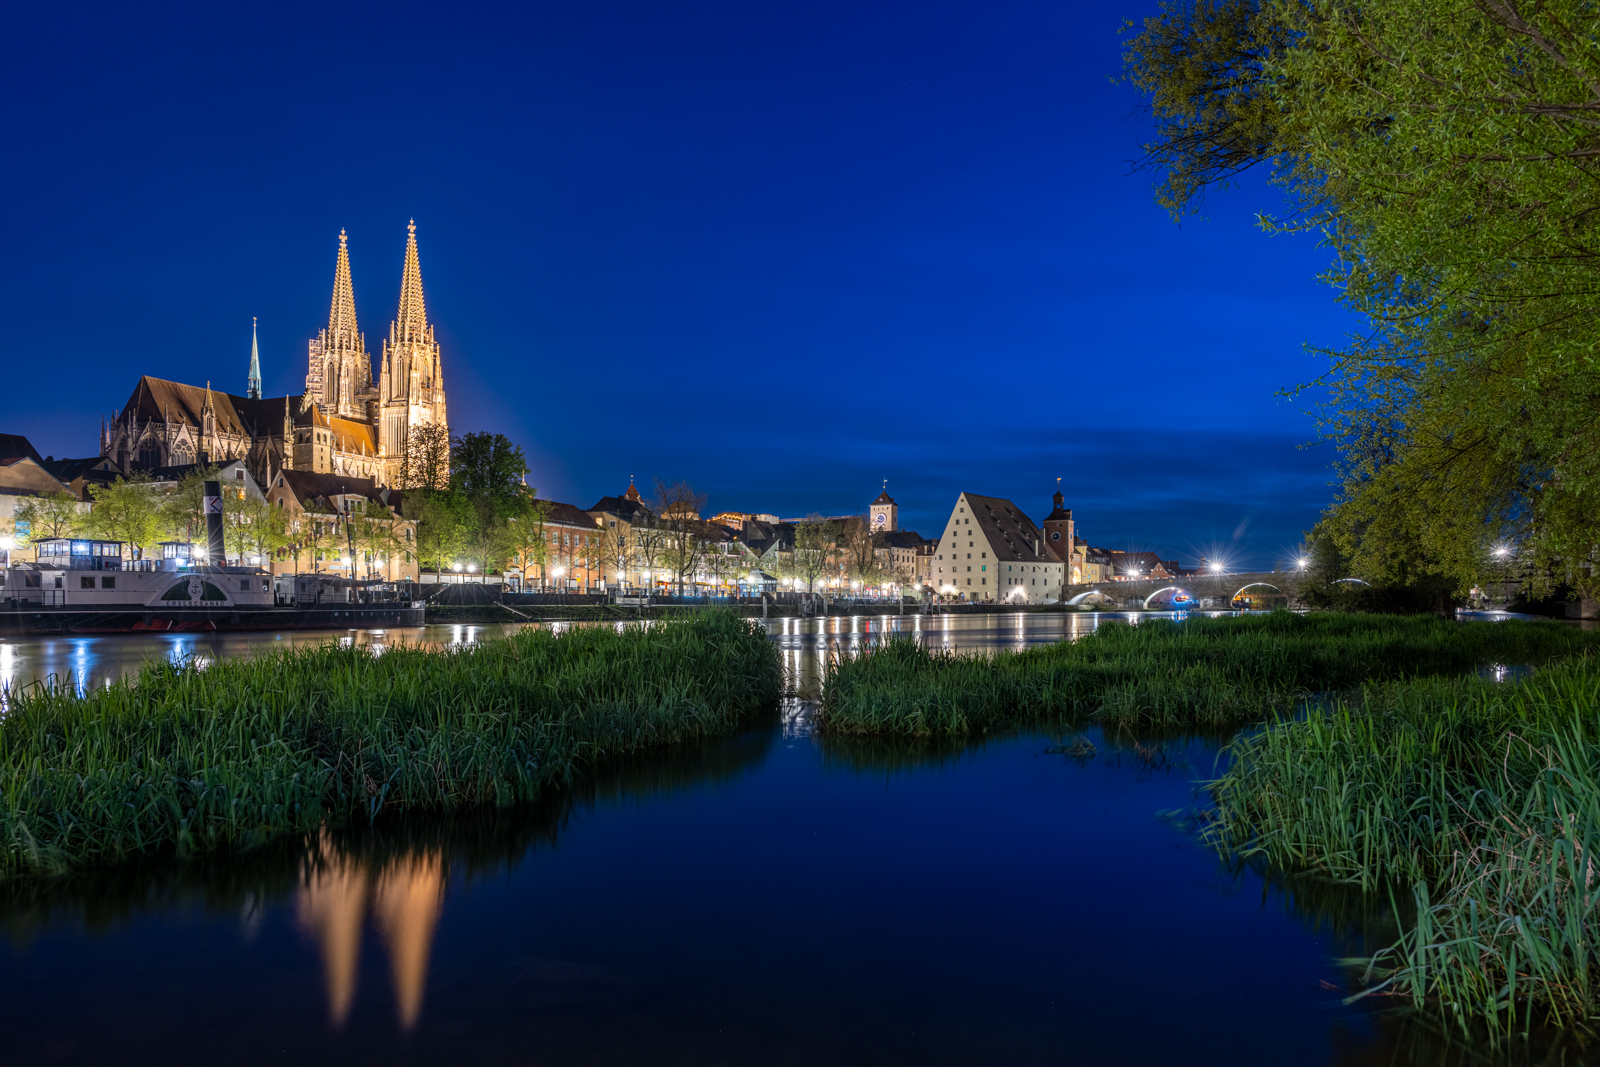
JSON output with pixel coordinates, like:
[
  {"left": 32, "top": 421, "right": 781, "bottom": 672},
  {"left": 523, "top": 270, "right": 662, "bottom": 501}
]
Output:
[
  {"left": 278, "top": 469, "right": 384, "bottom": 506},
  {"left": 143, "top": 458, "right": 251, "bottom": 482},
  {"left": 328, "top": 417, "right": 377, "bottom": 456},
  {"left": 119, "top": 377, "right": 293, "bottom": 438},
  {"left": 42, "top": 456, "right": 117, "bottom": 481},
  {"left": 961, "top": 493, "right": 1059, "bottom": 564},
  {"left": 0, "top": 434, "right": 44, "bottom": 465},
  {"left": 587, "top": 494, "right": 651, "bottom": 522},
  {"left": 877, "top": 529, "right": 933, "bottom": 550},
  {"left": 544, "top": 501, "right": 601, "bottom": 529}
]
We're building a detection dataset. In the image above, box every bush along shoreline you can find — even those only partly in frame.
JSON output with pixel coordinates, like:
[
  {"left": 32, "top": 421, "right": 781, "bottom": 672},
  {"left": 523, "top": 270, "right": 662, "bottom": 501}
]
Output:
[
  {"left": 815, "top": 612, "right": 1600, "bottom": 736},
  {"left": 1207, "top": 661, "right": 1600, "bottom": 1037},
  {"left": 0, "top": 611, "right": 781, "bottom": 879}
]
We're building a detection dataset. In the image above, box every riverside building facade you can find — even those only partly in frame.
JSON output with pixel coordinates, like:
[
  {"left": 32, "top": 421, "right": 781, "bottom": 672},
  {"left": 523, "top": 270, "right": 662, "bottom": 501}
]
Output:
[{"left": 932, "top": 491, "right": 1065, "bottom": 603}]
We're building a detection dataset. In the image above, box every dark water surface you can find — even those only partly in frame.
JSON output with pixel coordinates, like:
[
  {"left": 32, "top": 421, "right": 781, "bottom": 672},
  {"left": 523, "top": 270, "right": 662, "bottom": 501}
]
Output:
[{"left": 0, "top": 615, "right": 1553, "bottom": 1064}]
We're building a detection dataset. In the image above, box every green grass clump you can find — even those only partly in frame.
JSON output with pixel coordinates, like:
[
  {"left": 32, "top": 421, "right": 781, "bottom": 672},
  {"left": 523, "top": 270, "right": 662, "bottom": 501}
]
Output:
[
  {"left": 816, "top": 612, "right": 1597, "bottom": 735},
  {"left": 1207, "top": 660, "right": 1600, "bottom": 1033},
  {"left": 0, "top": 611, "right": 780, "bottom": 878}
]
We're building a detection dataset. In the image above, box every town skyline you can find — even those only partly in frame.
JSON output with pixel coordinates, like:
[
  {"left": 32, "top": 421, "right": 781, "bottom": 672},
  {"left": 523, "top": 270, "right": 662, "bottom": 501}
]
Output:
[{"left": 1, "top": 0, "right": 1354, "bottom": 569}]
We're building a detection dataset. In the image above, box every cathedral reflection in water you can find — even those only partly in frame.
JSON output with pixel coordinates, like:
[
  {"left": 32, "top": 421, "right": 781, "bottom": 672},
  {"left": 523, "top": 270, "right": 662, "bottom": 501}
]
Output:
[{"left": 294, "top": 835, "right": 445, "bottom": 1030}]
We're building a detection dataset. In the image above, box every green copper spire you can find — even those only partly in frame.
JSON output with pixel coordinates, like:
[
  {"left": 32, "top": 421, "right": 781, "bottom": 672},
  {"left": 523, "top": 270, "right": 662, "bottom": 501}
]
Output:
[{"left": 247, "top": 316, "right": 262, "bottom": 400}]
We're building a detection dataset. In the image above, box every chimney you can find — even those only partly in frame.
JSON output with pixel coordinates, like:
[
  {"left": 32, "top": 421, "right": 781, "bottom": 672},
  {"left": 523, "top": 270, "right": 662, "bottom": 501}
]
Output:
[{"left": 204, "top": 480, "right": 225, "bottom": 566}]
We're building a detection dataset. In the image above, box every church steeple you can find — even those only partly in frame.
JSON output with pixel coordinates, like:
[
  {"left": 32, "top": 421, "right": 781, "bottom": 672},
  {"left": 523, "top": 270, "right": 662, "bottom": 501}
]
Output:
[
  {"left": 394, "top": 220, "right": 429, "bottom": 344},
  {"left": 307, "top": 229, "right": 373, "bottom": 420},
  {"left": 376, "top": 219, "right": 447, "bottom": 487},
  {"left": 247, "top": 317, "right": 262, "bottom": 400},
  {"left": 328, "top": 230, "right": 360, "bottom": 348}
]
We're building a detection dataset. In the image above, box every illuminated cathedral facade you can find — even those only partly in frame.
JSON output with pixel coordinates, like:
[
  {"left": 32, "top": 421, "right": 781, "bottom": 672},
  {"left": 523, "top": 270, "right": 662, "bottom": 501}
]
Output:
[{"left": 101, "top": 223, "right": 449, "bottom": 489}]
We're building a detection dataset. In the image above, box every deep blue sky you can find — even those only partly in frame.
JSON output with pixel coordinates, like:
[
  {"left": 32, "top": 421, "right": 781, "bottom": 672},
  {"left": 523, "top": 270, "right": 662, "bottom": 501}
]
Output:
[{"left": 1, "top": 0, "right": 1354, "bottom": 568}]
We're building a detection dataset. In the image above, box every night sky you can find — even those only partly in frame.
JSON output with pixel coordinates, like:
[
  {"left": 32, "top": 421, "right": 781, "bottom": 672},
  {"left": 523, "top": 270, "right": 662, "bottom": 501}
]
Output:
[{"left": 1, "top": 1, "right": 1355, "bottom": 569}]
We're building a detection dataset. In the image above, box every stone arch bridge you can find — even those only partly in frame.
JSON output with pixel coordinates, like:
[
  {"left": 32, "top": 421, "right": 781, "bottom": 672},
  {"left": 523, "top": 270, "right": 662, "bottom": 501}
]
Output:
[{"left": 1061, "top": 572, "right": 1302, "bottom": 610}]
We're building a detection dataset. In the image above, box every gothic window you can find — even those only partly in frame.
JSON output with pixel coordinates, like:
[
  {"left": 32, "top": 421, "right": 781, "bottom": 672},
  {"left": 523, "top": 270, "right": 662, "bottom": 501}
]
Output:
[{"left": 138, "top": 439, "right": 162, "bottom": 468}]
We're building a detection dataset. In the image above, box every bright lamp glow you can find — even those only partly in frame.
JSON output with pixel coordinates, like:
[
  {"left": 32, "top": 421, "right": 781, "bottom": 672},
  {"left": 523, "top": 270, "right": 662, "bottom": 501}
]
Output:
[{"left": 451, "top": 563, "right": 462, "bottom": 572}]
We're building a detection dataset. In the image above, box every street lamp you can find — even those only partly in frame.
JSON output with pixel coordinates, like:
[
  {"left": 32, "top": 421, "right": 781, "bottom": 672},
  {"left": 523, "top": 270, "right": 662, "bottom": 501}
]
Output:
[{"left": 1296, "top": 557, "right": 1309, "bottom": 570}]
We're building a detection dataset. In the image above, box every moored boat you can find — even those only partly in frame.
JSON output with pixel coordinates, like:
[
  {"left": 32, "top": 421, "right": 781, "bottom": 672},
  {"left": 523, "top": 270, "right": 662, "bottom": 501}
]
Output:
[{"left": 0, "top": 537, "right": 423, "bottom": 635}]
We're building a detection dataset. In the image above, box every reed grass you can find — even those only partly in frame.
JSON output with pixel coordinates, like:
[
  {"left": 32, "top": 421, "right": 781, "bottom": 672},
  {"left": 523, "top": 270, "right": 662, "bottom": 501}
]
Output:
[
  {"left": 0, "top": 611, "right": 780, "bottom": 877},
  {"left": 1207, "top": 659, "right": 1600, "bottom": 1033},
  {"left": 816, "top": 612, "right": 1597, "bottom": 735}
]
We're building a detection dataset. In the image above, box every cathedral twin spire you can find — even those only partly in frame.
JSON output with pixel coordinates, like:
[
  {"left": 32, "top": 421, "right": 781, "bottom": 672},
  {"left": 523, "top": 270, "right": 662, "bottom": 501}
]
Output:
[
  {"left": 327, "top": 230, "right": 362, "bottom": 352},
  {"left": 394, "top": 220, "right": 429, "bottom": 346},
  {"left": 304, "top": 222, "right": 439, "bottom": 426}
]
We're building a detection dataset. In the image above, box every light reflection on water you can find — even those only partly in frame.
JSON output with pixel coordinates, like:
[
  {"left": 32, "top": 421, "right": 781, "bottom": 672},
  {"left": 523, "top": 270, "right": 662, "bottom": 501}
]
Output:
[
  {"left": 0, "top": 611, "right": 1228, "bottom": 705},
  {"left": 0, "top": 610, "right": 1563, "bottom": 1065}
]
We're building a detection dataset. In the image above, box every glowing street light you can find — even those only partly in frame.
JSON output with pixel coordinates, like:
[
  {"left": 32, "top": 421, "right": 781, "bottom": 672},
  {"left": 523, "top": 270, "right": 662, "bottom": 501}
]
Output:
[
  {"left": 1296, "top": 557, "right": 1309, "bottom": 570},
  {"left": 1209, "top": 561, "right": 1225, "bottom": 574},
  {"left": 1493, "top": 545, "right": 1511, "bottom": 559},
  {"left": 451, "top": 562, "right": 462, "bottom": 572}
]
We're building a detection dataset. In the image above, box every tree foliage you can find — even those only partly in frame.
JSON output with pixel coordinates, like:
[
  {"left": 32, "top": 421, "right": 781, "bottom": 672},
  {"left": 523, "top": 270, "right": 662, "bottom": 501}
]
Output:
[
  {"left": 82, "top": 476, "right": 163, "bottom": 559},
  {"left": 791, "top": 516, "right": 841, "bottom": 593},
  {"left": 13, "top": 490, "right": 82, "bottom": 543},
  {"left": 1125, "top": 0, "right": 1600, "bottom": 597},
  {"left": 653, "top": 479, "right": 707, "bottom": 595}
]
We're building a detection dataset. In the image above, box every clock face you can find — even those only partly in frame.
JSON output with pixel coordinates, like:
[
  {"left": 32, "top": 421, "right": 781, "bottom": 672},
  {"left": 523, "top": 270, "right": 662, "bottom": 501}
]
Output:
[
  {"left": 873, "top": 514, "right": 886, "bottom": 525},
  {"left": 1050, "top": 531, "right": 1060, "bottom": 541}
]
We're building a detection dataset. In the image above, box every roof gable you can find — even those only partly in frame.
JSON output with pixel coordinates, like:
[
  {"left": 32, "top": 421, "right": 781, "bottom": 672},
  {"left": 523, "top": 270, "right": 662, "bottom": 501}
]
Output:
[{"left": 958, "top": 492, "right": 1057, "bottom": 564}]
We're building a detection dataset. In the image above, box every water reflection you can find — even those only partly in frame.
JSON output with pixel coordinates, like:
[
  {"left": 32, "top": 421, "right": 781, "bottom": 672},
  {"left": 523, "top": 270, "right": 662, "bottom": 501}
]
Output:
[
  {"left": 294, "top": 837, "right": 451, "bottom": 1030},
  {"left": 0, "top": 612, "right": 1579, "bottom": 1065},
  {"left": 0, "top": 611, "right": 1213, "bottom": 705}
]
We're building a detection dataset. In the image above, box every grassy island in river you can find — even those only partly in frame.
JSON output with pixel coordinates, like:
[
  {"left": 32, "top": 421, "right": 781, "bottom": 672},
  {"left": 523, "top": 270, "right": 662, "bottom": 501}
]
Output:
[
  {"left": 816, "top": 613, "right": 1600, "bottom": 735},
  {"left": 0, "top": 612, "right": 781, "bottom": 878}
]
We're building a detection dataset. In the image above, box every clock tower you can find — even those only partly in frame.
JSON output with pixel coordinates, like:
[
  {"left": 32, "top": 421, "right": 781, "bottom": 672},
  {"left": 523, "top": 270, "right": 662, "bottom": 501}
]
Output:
[{"left": 869, "top": 482, "right": 898, "bottom": 533}]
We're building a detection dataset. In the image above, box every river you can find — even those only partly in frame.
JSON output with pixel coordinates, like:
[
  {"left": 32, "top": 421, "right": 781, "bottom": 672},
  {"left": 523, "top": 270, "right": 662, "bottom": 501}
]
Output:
[{"left": 0, "top": 614, "right": 1539, "bottom": 1064}]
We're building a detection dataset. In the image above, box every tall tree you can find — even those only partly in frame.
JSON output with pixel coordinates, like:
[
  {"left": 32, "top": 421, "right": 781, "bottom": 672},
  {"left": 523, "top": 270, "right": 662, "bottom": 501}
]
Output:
[
  {"left": 654, "top": 480, "right": 708, "bottom": 595},
  {"left": 13, "top": 490, "right": 82, "bottom": 543},
  {"left": 82, "top": 476, "right": 163, "bottom": 560},
  {"left": 791, "top": 516, "right": 841, "bottom": 594},
  {"left": 156, "top": 464, "right": 221, "bottom": 544},
  {"left": 222, "top": 485, "right": 288, "bottom": 566},
  {"left": 843, "top": 514, "right": 883, "bottom": 587},
  {"left": 502, "top": 498, "right": 551, "bottom": 590},
  {"left": 632, "top": 516, "right": 667, "bottom": 591},
  {"left": 1125, "top": 0, "right": 1600, "bottom": 599},
  {"left": 402, "top": 423, "right": 453, "bottom": 492},
  {"left": 413, "top": 491, "right": 474, "bottom": 574}
]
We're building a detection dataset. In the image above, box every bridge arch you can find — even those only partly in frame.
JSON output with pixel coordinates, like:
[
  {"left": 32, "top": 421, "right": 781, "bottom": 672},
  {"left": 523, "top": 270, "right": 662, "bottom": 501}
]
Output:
[
  {"left": 1066, "top": 589, "right": 1111, "bottom": 607},
  {"left": 1141, "top": 586, "right": 1188, "bottom": 609},
  {"left": 1230, "top": 582, "right": 1289, "bottom": 609},
  {"left": 1332, "top": 577, "right": 1371, "bottom": 586}
]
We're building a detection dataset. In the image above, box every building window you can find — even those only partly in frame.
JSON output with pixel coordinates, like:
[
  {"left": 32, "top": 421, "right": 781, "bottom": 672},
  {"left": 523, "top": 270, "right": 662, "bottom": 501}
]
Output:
[
  {"left": 80, "top": 577, "right": 95, "bottom": 589},
  {"left": 102, "top": 576, "right": 115, "bottom": 589}
]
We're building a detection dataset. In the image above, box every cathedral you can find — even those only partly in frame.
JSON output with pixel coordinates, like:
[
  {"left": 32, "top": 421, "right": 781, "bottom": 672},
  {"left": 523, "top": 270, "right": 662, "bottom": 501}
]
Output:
[{"left": 102, "top": 222, "right": 449, "bottom": 489}]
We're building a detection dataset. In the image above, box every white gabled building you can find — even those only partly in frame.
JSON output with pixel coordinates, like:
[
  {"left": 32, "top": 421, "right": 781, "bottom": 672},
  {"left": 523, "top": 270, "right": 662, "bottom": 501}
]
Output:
[{"left": 931, "top": 491, "right": 1064, "bottom": 604}]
